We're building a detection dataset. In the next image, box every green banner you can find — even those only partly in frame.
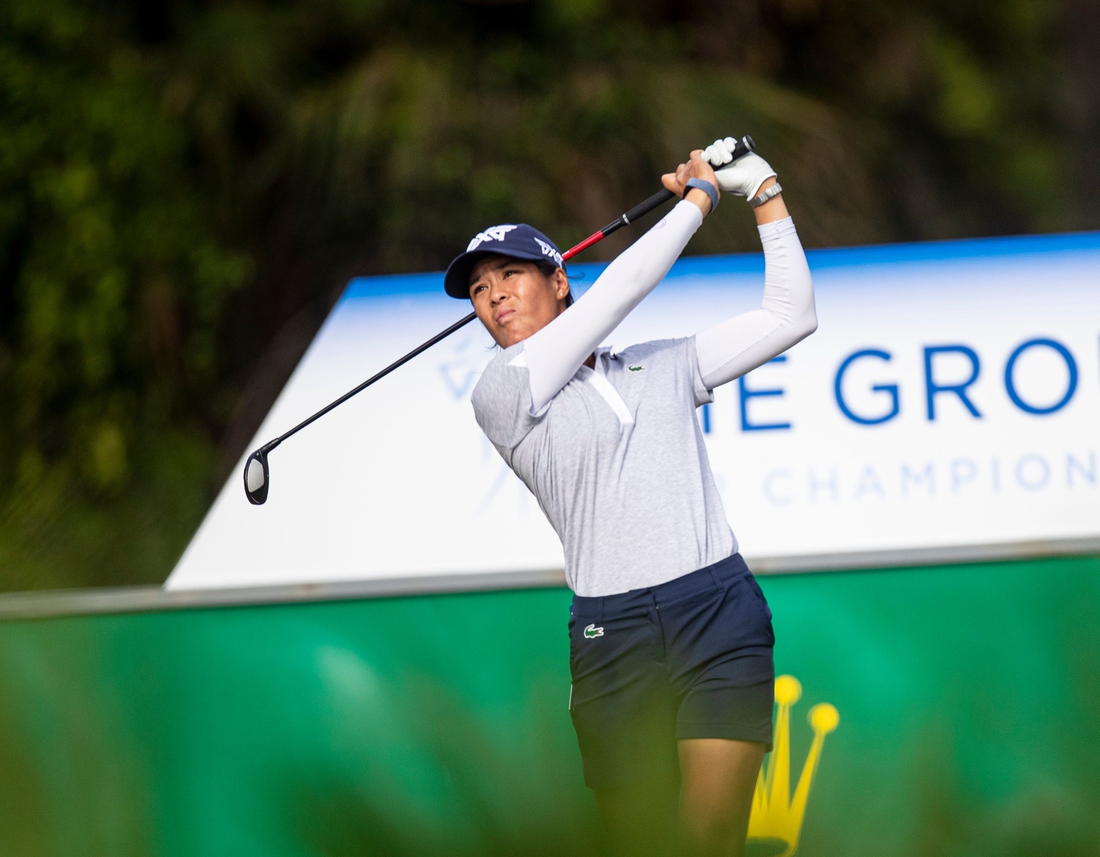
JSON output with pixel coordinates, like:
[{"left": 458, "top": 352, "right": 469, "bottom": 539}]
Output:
[{"left": 1, "top": 555, "right": 1098, "bottom": 857}]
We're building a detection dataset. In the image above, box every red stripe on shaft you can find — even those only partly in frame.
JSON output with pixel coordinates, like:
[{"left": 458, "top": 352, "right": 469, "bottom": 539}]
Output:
[{"left": 562, "top": 230, "right": 605, "bottom": 261}]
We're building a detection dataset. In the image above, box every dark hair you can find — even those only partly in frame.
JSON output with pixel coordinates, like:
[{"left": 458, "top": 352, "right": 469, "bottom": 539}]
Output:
[{"left": 534, "top": 260, "right": 575, "bottom": 307}]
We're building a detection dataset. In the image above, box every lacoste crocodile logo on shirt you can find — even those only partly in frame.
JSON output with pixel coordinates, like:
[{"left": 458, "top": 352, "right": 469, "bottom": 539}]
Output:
[
  {"left": 584, "top": 624, "right": 604, "bottom": 638},
  {"left": 628, "top": 364, "right": 644, "bottom": 372}
]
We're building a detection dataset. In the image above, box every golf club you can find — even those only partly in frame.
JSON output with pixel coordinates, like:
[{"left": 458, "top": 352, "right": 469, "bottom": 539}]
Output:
[{"left": 244, "top": 135, "right": 756, "bottom": 504}]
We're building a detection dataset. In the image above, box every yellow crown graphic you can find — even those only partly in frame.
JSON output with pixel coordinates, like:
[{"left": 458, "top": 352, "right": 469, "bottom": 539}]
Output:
[{"left": 747, "top": 675, "right": 839, "bottom": 857}]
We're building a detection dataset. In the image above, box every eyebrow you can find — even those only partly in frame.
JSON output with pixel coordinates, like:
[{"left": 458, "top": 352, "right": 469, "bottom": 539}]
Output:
[{"left": 470, "top": 258, "right": 523, "bottom": 286}]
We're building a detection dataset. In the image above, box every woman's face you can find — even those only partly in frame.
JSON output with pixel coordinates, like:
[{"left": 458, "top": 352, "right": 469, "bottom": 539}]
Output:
[{"left": 468, "top": 254, "right": 570, "bottom": 348}]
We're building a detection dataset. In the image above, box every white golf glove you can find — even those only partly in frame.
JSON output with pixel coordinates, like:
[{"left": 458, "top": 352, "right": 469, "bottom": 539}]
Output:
[{"left": 704, "top": 137, "right": 776, "bottom": 199}]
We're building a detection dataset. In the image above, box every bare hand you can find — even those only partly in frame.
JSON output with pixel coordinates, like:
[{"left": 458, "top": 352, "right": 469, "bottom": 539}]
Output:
[{"left": 662, "top": 150, "right": 720, "bottom": 215}]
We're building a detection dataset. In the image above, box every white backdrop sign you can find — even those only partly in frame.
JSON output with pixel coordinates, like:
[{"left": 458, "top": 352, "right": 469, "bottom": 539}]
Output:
[{"left": 167, "top": 233, "right": 1100, "bottom": 590}]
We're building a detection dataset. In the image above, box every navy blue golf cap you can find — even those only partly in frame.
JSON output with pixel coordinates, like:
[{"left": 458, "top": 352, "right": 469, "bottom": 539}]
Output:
[{"left": 444, "top": 224, "right": 565, "bottom": 299}]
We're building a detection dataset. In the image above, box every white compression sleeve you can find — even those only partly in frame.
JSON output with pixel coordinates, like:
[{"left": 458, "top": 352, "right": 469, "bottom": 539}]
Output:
[
  {"left": 523, "top": 200, "right": 704, "bottom": 413},
  {"left": 695, "top": 216, "right": 816, "bottom": 390}
]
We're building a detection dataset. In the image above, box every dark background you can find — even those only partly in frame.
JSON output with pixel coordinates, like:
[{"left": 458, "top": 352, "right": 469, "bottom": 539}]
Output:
[{"left": 1, "top": 0, "right": 1097, "bottom": 591}]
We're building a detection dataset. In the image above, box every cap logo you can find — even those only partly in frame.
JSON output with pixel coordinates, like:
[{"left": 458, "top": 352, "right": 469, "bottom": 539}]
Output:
[
  {"left": 466, "top": 225, "right": 518, "bottom": 252},
  {"left": 534, "top": 237, "right": 564, "bottom": 267}
]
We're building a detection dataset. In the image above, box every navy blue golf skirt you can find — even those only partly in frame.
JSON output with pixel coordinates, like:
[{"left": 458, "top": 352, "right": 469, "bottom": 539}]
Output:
[{"left": 567, "top": 552, "right": 775, "bottom": 790}]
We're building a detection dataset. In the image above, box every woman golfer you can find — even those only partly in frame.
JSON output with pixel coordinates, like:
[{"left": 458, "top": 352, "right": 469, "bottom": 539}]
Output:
[{"left": 444, "top": 139, "right": 816, "bottom": 857}]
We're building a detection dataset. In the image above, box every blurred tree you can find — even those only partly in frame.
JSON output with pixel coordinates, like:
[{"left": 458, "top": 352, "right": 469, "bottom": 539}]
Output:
[
  {"left": 0, "top": 0, "right": 1090, "bottom": 591},
  {"left": 0, "top": 0, "right": 249, "bottom": 588}
]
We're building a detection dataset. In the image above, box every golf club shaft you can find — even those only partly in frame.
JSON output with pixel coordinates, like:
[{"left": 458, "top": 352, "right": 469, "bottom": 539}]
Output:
[
  {"left": 259, "top": 186, "right": 680, "bottom": 454},
  {"left": 560, "top": 136, "right": 755, "bottom": 258},
  {"left": 259, "top": 310, "right": 478, "bottom": 455},
  {"left": 563, "top": 188, "right": 676, "bottom": 259}
]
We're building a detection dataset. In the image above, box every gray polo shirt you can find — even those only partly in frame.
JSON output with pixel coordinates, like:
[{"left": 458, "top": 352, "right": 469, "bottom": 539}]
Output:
[{"left": 471, "top": 336, "right": 738, "bottom": 597}]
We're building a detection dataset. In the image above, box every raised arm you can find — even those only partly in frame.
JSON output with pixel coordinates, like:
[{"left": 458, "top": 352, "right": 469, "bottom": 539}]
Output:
[
  {"left": 694, "top": 160, "right": 817, "bottom": 390},
  {"left": 523, "top": 152, "right": 719, "bottom": 413}
]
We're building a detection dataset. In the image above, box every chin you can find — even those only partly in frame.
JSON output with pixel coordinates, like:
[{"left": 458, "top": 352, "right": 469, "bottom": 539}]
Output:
[{"left": 496, "top": 324, "right": 523, "bottom": 347}]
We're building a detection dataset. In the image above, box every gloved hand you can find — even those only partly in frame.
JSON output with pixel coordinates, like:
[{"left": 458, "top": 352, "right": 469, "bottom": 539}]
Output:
[{"left": 704, "top": 137, "right": 776, "bottom": 199}]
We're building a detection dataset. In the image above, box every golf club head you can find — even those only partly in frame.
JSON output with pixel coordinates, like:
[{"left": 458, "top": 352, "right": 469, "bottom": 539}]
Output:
[{"left": 244, "top": 448, "right": 270, "bottom": 505}]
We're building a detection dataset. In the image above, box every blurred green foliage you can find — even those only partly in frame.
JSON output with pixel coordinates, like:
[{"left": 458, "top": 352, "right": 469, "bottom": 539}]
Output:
[
  {"left": 0, "top": 0, "right": 1093, "bottom": 591},
  {"left": 0, "top": 0, "right": 250, "bottom": 589},
  {"left": 2, "top": 556, "right": 1099, "bottom": 855}
]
